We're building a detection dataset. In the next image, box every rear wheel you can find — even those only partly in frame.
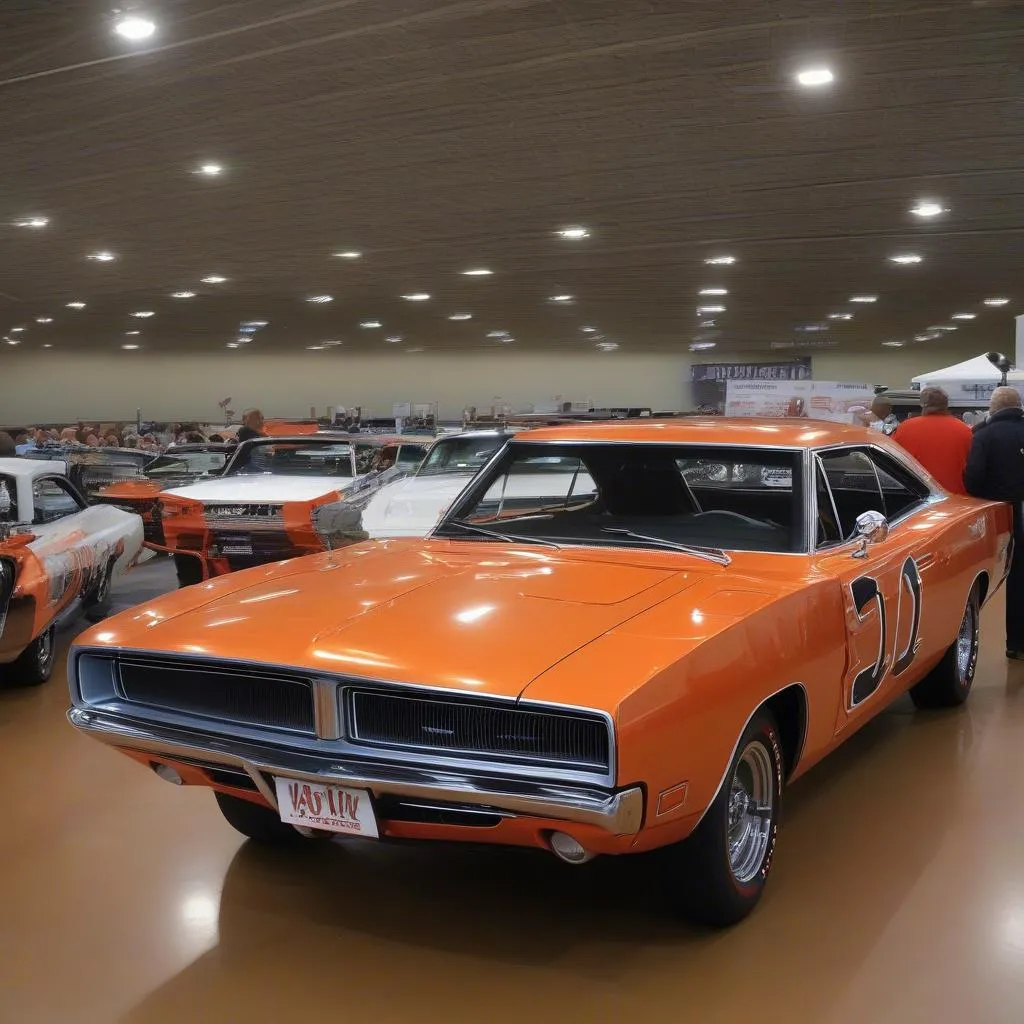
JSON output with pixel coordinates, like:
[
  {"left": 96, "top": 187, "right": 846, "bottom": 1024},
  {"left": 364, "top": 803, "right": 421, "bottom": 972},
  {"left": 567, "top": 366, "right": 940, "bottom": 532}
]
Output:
[
  {"left": 6, "top": 625, "right": 56, "bottom": 687},
  {"left": 910, "top": 586, "right": 979, "bottom": 708},
  {"left": 660, "top": 709, "right": 783, "bottom": 927},
  {"left": 215, "top": 791, "right": 306, "bottom": 845}
]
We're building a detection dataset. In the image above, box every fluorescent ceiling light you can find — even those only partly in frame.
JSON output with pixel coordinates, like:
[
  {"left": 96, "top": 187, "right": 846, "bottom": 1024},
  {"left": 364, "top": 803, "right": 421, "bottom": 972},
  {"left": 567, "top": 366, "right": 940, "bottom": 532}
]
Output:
[
  {"left": 333, "top": 251, "right": 362, "bottom": 259},
  {"left": 113, "top": 15, "right": 156, "bottom": 41},
  {"left": 225, "top": 342, "right": 240, "bottom": 349},
  {"left": 201, "top": 275, "right": 227, "bottom": 284},
  {"left": 241, "top": 320, "right": 268, "bottom": 329},
  {"left": 827, "top": 313, "right": 853, "bottom": 321},
  {"left": 35, "top": 317, "right": 53, "bottom": 323},
  {"left": 171, "top": 291, "right": 196, "bottom": 299},
  {"left": 401, "top": 293, "right": 431, "bottom": 301},
  {"left": 462, "top": 268, "right": 493, "bottom": 276},
  {"left": 41, "top": 344, "right": 53, "bottom": 349},
  {"left": 984, "top": 297, "right": 1010, "bottom": 306},
  {"left": 306, "top": 345, "right": 325, "bottom": 351},
  {"left": 557, "top": 226, "right": 590, "bottom": 240},
  {"left": 889, "top": 254, "right": 923, "bottom": 264},
  {"left": 14, "top": 216, "right": 48, "bottom": 228},
  {"left": 65, "top": 301, "right": 86, "bottom": 309},
  {"left": 131, "top": 311, "right": 155, "bottom": 318},
  {"left": 5, "top": 339, "right": 19, "bottom": 346},
  {"left": 882, "top": 340, "right": 905, "bottom": 348},
  {"left": 121, "top": 344, "right": 140, "bottom": 350},
  {"left": 951, "top": 313, "right": 976, "bottom": 320},
  {"left": 910, "top": 201, "right": 947, "bottom": 218},
  {"left": 10, "top": 326, "right": 25, "bottom": 333},
  {"left": 548, "top": 294, "right": 574, "bottom": 303},
  {"left": 306, "top": 295, "right": 333, "bottom": 303},
  {"left": 596, "top": 341, "right": 619, "bottom": 351},
  {"left": 486, "top": 330, "right": 511, "bottom": 338},
  {"left": 849, "top": 295, "right": 878, "bottom": 303},
  {"left": 704, "top": 256, "right": 736, "bottom": 265},
  {"left": 580, "top": 326, "right": 598, "bottom": 333},
  {"left": 125, "top": 330, "right": 140, "bottom": 335},
  {"left": 697, "top": 305, "right": 725, "bottom": 313},
  {"left": 690, "top": 341, "right": 717, "bottom": 351},
  {"left": 796, "top": 67, "right": 834, "bottom": 87},
  {"left": 87, "top": 251, "right": 117, "bottom": 262},
  {"left": 360, "top": 320, "right": 382, "bottom": 328},
  {"left": 196, "top": 163, "right": 224, "bottom": 177},
  {"left": 448, "top": 313, "right": 472, "bottom": 321},
  {"left": 385, "top": 335, "right": 402, "bottom": 343},
  {"left": 699, "top": 288, "right": 728, "bottom": 296}
]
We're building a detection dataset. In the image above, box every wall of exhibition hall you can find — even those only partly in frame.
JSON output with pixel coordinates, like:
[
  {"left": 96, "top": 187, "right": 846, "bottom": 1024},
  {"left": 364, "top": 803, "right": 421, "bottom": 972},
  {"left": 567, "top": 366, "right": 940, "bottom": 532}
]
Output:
[{"left": 0, "top": 343, "right": 987, "bottom": 422}]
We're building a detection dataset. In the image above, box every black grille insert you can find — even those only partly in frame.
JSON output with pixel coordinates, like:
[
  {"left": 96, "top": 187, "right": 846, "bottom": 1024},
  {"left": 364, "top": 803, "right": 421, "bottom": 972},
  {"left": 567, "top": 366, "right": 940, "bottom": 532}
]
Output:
[
  {"left": 347, "top": 690, "right": 610, "bottom": 771},
  {"left": 118, "top": 659, "right": 315, "bottom": 734}
]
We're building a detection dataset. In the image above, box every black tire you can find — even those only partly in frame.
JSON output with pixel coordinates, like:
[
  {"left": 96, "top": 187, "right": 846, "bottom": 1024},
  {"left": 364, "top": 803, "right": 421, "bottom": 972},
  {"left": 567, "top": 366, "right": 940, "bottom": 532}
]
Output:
[
  {"left": 660, "top": 709, "right": 783, "bottom": 927},
  {"left": 215, "top": 791, "right": 306, "bottom": 845},
  {"left": 174, "top": 554, "right": 204, "bottom": 589},
  {"left": 7, "top": 625, "right": 57, "bottom": 687},
  {"left": 910, "top": 585, "right": 979, "bottom": 709}
]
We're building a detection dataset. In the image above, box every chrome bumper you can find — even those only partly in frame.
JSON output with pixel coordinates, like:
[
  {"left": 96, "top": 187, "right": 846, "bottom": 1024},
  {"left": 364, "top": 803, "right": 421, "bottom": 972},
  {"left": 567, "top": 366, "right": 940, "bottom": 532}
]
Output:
[{"left": 67, "top": 707, "right": 644, "bottom": 835}]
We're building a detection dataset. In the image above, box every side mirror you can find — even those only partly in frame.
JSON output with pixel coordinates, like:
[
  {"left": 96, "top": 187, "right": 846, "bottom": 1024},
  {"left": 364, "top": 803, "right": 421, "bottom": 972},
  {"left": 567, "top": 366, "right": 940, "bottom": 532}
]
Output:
[{"left": 852, "top": 510, "right": 888, "bottom": 558}]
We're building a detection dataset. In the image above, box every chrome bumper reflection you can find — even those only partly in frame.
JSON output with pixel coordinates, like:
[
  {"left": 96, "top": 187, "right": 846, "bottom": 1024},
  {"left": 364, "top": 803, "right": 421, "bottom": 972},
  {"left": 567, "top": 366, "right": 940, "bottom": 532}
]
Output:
[{"left": 67, "top": 708, "right": 643, "bottom": 835}]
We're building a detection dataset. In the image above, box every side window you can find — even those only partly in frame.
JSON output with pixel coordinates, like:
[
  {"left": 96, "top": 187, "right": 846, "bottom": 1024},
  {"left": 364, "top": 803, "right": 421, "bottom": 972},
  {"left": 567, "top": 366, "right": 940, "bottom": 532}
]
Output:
[
  {"left": 866, "top": 450, "right": 930, "bottom": 520},
  {"left": 818, "top": 450, "right": 884, "bottom": 540},
  {"left": 32, "top": 477, "right": 84, "bottom": 525}
]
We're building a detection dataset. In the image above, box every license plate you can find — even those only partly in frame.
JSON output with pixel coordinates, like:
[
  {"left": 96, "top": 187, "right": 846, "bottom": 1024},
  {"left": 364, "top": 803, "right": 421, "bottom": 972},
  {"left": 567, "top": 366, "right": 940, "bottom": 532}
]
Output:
[{"left": 274, "top": 777, "right": 379, "bottom": 838}]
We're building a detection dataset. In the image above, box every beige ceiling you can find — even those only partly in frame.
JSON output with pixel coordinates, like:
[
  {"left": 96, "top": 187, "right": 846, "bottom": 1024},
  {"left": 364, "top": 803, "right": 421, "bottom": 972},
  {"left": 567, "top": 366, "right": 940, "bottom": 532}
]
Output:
[{"left": 0, "top": 0, "right": 1021, "bottom": 357}]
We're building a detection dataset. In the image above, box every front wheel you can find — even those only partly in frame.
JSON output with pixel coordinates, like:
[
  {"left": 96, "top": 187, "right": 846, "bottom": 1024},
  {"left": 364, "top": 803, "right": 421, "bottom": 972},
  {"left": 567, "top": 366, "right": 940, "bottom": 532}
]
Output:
[
  {"left": 910, "top": 586, "right": 979, "bottom": 709},
  {"left": 215, "top": 792, "right": 307, "bottom": 845},
  {"left": 6, "top": 625, "right": 57, "bottom": 687},
  {"left": 659, "top": 709, "right": 783, "bottom": 927}
]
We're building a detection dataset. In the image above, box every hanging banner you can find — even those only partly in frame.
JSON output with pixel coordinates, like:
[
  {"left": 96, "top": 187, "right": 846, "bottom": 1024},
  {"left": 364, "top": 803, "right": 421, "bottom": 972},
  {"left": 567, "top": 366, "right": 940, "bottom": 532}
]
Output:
[
  {"left": 725, "top": 380, "right": 875, "bottom": 423},
  {"left": 691, "top": 358, "right": 811, "bottom": 383}
]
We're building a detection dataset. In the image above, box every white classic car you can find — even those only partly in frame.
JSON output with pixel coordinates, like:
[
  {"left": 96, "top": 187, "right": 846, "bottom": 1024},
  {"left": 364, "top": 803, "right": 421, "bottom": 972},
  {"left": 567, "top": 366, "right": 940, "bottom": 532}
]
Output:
[
  {"left": 359, "top": 430, "right": 518, "bottom": 538},
  {"left": 0, "top": 458, "right": 144, "bottom": 685}
]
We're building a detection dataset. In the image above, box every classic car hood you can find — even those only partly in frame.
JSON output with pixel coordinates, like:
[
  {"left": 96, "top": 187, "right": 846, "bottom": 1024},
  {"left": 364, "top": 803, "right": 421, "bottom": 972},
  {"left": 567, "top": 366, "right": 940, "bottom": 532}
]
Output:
[
  {"left": 165, "top": 475, "right": 354, "bottom": 503},
  {"left": 81, "top": 542, "right": 706, "bottom": 699},
  {"left": 361, "top": 474, "right": 473, "bottom": 537}
]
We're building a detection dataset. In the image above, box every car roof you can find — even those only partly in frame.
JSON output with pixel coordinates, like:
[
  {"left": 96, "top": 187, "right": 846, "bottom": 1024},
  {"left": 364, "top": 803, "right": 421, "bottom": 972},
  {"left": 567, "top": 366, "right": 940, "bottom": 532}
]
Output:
[
  {"left": 514, "top": 417, "right": 878, "bottom": 447},
  {"left": 0, "top": 457, "right": 63, "bottom": 479}
]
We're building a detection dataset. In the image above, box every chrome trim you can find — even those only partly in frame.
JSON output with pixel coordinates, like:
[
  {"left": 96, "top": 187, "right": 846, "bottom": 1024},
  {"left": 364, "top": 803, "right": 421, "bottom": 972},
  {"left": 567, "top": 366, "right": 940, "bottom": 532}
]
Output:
[
  {"left": 691, "top": 681, "right": 809, "bottom": 831},
  {"left": 313, "top": 680, "right": 341, "bottom": 740},
  {"left": 66, "top": 707, "right": 643, "bottom": 835}
]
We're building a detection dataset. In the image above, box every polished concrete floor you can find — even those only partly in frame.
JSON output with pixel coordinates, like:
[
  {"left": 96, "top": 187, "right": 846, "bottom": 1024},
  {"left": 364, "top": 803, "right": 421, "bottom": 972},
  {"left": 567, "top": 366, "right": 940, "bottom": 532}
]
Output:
[{"left": 3, "top": 558, "right": 1024, "bottom": 1023}]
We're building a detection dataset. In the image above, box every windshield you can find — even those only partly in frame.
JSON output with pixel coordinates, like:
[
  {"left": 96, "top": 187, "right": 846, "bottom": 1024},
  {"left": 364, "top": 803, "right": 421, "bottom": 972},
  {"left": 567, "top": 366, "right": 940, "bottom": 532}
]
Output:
[
  {"left": 146, "top": 452, "right": 227, "bottom": 478},
  {"left": 418, "top": 435, "right": 505, "bottom": 477},
  {"left": 227, "top": 441, "right": 356, "bottom": 478},
  {"left": 436, "top": 442, "right": 804, "bottom": 554}
]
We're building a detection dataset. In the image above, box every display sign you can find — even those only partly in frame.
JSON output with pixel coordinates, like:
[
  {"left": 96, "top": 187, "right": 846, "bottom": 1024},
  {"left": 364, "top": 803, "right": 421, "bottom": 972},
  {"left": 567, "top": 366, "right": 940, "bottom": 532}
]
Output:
[
  {"left": 725, "top": 380, "right": 875, "bottom": 423},
  {"left": 691, "top": 359, "right": 811, "bottom": 383}
]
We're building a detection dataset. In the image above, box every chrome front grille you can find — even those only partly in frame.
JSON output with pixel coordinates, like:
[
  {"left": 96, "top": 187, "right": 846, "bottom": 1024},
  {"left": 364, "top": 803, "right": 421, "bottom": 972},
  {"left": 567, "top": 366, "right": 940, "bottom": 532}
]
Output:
[
  {"left": 346, "top": 689, "right": 611, "bottom": 772},
  {"left": 202, "top": 503, "right": 285, "bottom": 530},
  {"left": 117, "top": 657, "right": 315, "bottom": 734}
]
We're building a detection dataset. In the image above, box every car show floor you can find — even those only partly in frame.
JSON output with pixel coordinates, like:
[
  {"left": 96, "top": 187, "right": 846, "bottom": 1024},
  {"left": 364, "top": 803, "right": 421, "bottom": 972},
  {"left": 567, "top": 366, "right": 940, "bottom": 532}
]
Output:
[{"left": 3, "top": 557, "right": 1024, "bottom": 1023}]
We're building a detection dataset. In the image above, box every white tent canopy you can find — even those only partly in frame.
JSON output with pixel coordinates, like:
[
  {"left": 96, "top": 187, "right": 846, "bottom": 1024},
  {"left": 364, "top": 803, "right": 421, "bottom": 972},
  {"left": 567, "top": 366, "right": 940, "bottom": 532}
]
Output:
[{"left": 911, "top": 354, "right": 1002, "bottom": 386}]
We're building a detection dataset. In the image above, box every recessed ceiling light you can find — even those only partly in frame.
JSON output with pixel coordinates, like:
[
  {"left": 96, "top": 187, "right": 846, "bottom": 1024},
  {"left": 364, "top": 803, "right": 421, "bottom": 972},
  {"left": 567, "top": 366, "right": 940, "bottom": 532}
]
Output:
[
  {"left": 448, "top": 313, "right": 472, "bottom": 321},
  {"left": 596, "top": 340, "right": 619, "bottom": 351},
  {"left": 462, "top": 268, "right": 493, "bottom": 276},
  {"left": 131, "top": 310, "right": 155, "bottom": 318},
  {"left": 195, "top": 162, "right": 224, "bottom": 177},
  {"left": 486, "top": 330, "right": 511, "bottom": 338},
  {"left": 827, "top": 313, "right": 853, "bottom": 321},
  {"left": 984, "top": 297, "right": 1010, "bottom": 306},
  {"left": 201, "top": 275, "right": 227, "bottom": 284},
  {"left": 910, "top": 201, "right": 947, "bottom": 218},
  {"left": 556, "top": 226, "right": 590, "bottom": 240},
  {"left": 65, "top": 301, "right": 86, "bottom": 310},
  {"left": 580, "top": 326, "right": 598, "bottom": 333},
  {"left": 697, "top": 305, "right": 726, "bottom": 313},
  {"left": 915, "top": 332, "right": 942, "bottom": 341},
  {"left": 87, "top": 250, "right": 117, "bottom": 262},
  {"left": 704, "top": 256, "right": 736, "bottom": 265},
  {"left": 690, "top": 341, "right": 717, "bottom": 351},
  {"left": 41, "top": 343, "right": 53, "bottom": 349},
  {"left": 360, "top": 320, "right": 382, "bottom": 329},
  {"left": 699, "top": 288, "right": 728, "bottom": 296},
  {"left": 882, "top": 340, "right": 905, "bottom": 348},
  {"left": 35, "top": 317, "right": 53, "bottom": 324},
  {"left": 951, "top": 313, "right": 976, "bottom": 320},
  {"left": 241, "top": 320, "right": 268, "bottom": 328},
  {"left": 306, "top": 295, "right": 333, "bottom": 304},
  {"left": 171, "top": 291, "right": 196, "bottom": 299},
  {"left": 113, "top": 15, "right": 156, "bottom": 41},
  {"left": 333, "top": 250, "right": 362, "bottom": 259},
  {"left": 226, "top": 342, "right": 240, "bottom": 349},
  {"left": 796, "top": 67, "right": 834, "bottom": 87},
  {"left": 121, "top": 344, "right": 140, "bottom": 350},
  {"left": 927, "top": 324, "right": 958, "bottom": 332},
  {"left": 4, "top": 339, "right": 19, "bottom": 346},
  {"left": 10, "top": 327, "right": 25, "bottom": 333},
  {"left": 306, "top": 345, "right": 325, "bottom": 351},
  {"left": 889, "top": 254, "right": 923, "bottom": 264},
  {"left": 125, "top": 330, "right": 141, "bottom": 336},
  {"left": 385, "top": 335, "right": 402, "bottom": 343},
  {"left": 401, "top": 293, "right": 431, "bottom": 302},
  {"left": 849, "top": 295, "right": 878, "bottom": 303},
  {"left": 548, "top": 294, "right": 574, "bottom": 303},
  {"left": 14, "top": 216, "right": 48, "bottom": 228}
]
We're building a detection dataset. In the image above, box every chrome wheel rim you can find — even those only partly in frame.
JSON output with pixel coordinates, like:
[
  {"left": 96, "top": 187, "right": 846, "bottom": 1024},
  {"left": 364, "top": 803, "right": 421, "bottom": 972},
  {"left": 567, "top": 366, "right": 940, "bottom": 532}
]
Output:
[
  {"left": 727, "top": 741, "right": 774, "bottom": 884},
  {"left": 956, "top": 602, "right": 976, "bottom": 682},
  {"left": 37, "top": 630, "right": 52, "bottom": 670}
]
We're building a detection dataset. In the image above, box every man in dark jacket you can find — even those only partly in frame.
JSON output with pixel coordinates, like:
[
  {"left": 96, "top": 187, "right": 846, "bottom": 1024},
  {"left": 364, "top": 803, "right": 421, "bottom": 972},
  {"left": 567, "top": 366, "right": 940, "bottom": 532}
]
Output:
[{"left": 964, "top": 386, "right": 1024, "bottom": 659}]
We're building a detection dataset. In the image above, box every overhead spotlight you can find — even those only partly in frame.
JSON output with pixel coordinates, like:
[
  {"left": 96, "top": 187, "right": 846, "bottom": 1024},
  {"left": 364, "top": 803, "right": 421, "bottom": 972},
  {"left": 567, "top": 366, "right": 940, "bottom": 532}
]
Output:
[
  {"left": 14, "top": 216, "right": 48, "bottom": 228},
  {"left": 306, "top": 295, "right": 334, "bottom": 304},
  {"left": 796, "top": 67, "right": 834, "bottom": 87},
  {"left": 131, "top": 310, "right": 155, "bottom": 318},
  {"left": 984, "top": 297, "right": 1010, "bottom": 306},
  {"left": 113, "top": 14, "right": 156, "bottom": 42},
  {"left": 704, "top": 256, "right": 736, "bottom": 265},
  {"left": 849, "top": 295, "right": 878, "bottom": 303},
  {"left": 987, "top": 351, "right": 1012, "bottom": 379},
  {"left": 557, "top": 226, "right": 590, "bottom": 240},
  {"left": 201, "top": 275, "right": 227, "bottom": 284},
  {"left": 401, "top": 293, "right": 431, "bottom": 301},
  {"left": 360, "top": 320, "right": 382, "bottom": 329},
  {"left": 462, "top": 268, "right": 493, "bottom": 276},
  {"left": 951, "top": 313, "right": 976, "bottom": 320},
  {"left": 171, "top": 291, "right": 196, "bottom": 299},
  {"left": 195, "top": 162, "right": 224, "bottom": 177},
  {"left": 333, "top": 250, "right": 362, "bottom": 259},
  {"left": 889, "top": 254, "right": 923, "bottom": 264},
  {"left": 910, "top": 201, "right": 947, "bottom": 218},
  {"left": 87, "top": 250, "right": 117, "bottom": 262},
  {"left": 448, "top": 313, "right": 472, "bottom": 321},
  {"left": 65, "top": 301, "right": 86, "bottom": 309}
]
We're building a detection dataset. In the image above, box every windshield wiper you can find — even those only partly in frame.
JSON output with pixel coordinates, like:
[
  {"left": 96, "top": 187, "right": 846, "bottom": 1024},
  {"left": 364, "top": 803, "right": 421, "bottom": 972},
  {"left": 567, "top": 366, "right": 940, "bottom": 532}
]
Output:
[
  {"left": 599, "top": 528, "right": 731, "bottom": 566},
  {"left": 440, "top": 519, "right": 561, "bottom": 548}
]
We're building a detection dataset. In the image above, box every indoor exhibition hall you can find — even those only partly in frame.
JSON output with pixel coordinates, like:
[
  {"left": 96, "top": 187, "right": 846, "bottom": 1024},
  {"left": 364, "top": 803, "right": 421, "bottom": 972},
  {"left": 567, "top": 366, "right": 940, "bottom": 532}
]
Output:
[{"left": 2, "top": 3, "right": 1023, "bottom": 1022}]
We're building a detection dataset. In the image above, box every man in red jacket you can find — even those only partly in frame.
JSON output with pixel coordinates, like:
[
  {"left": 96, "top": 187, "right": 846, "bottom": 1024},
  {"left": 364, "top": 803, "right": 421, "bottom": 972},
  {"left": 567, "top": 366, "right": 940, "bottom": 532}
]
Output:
[{"left": 892, "top": 386, "right": 973, "bottom": 494}]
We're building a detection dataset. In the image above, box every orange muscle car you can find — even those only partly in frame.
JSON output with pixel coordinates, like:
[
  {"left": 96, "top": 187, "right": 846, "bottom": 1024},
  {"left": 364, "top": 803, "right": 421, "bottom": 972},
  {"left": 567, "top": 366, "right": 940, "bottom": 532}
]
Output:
[{"left": 67, "top": 420, "right": 1012, "bottom": 925}]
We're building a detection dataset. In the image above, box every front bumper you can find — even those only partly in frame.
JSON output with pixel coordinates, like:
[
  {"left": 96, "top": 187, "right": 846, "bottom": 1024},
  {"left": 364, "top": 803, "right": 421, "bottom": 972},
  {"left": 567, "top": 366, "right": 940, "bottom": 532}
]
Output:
[{"left": 67, "top": 707, "right": 644, "bottom": 835}]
